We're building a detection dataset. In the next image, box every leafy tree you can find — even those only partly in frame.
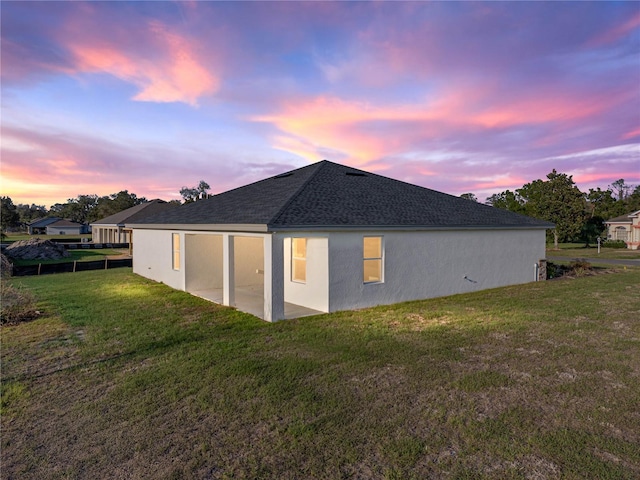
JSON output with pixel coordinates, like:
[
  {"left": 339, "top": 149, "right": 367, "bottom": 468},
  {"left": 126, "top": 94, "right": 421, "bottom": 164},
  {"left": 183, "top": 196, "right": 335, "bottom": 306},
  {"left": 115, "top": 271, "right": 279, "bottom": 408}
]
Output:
[
  {"left": 50, "top": 194, "right": 99, "bottom": 224},
  {"left": 517, "top": 170, "right": 586, "bottom": 249},
  {"left": 16, "top": 203, "right": 48, "bottom": 225},
  {"left": 586, "top": 188, "right": 624, "bottom": 220},
  {"left": 609, "top": 179, "right": 632, "bottom": 201},
  {"left": 1, "top": 196, "right": 20, "bottom": 232},
  {"left": 180, "top": 180, "right": 211, "bottom": 204},
  {"left": 459, "top": 193, "right": 477, "bottom": 202},
  {"left": 579, "top": 216, "right": 606, "bottom": 247},
  {"left": 91, "top": 190, "right": 146, "bottom": 222},
  {"left": 485, "top": 190, "right": 526, "bottom": 214},
  {"left": 626, "top": 185, "right": 640, "bottom": 212}
]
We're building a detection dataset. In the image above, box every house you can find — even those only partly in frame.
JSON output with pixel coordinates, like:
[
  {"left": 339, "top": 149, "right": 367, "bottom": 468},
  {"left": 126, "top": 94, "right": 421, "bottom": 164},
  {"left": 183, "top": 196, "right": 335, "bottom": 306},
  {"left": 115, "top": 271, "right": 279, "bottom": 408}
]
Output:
[
  {"left": 27, "top": 217, "right": 62, "bottom": 235},
  {"left": 605, "top": 211, "right": 640, "bottom": 249},
  {"left": 91, "top": 200, "right": 176, "bottom": 244},
  {"left": 128, "top": 161, "right": 553, "bottom": 322},
  {"left": 45, "top": 219, "right": 87, "bottom": 235}
]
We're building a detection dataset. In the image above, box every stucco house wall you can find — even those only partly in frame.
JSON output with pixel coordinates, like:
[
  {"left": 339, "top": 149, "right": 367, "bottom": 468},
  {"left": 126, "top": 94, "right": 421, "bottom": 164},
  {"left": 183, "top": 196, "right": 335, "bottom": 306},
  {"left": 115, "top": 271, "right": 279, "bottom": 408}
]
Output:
[
  {"left": 283, "top": 236, "right": 330, "bottom": 313},
  {"left": 234, "top": 236, "right": 265, "bottom": 288},
  {"left": 605, "top": 210, "right": 640, "bottom": 250},
  {"left": 185, "top": 234, "right": 223, "bottom": 292},
  {"left": 327, "top": 228, "right": 545, "bottom": 312},
  {"left": 133, "top": 229, "right": 185, "bottom": 291},
  {"left": 133, "top": 227, "right": 544, "bottom": 319},
  {"left": 46, "top": 221, "right": 86, "bottom": 235}
]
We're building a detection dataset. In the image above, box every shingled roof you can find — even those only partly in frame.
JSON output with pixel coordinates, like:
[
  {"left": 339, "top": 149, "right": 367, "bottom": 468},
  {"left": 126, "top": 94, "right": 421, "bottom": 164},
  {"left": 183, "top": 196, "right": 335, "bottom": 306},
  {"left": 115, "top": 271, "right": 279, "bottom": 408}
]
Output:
[
  {"left": 129, "top": 161, "right": 553, "bottom": 230},
  {"left": 605, "top": 212, "right": 634, "bottom": 223},
  {"left": 92, "top": 199, "right": 176, "bottom": 226}
]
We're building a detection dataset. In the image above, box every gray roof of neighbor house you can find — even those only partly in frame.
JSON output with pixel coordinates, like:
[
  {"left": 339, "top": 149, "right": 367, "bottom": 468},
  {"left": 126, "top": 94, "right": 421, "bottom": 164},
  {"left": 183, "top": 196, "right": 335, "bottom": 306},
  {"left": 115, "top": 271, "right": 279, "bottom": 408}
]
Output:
[
  {"left": 47, "top": 219, "right": 83, "bottom": 228},
  {"left": 606, "top": 212, "right": 634, "bottom": 223},
  {"left": 128, "top": 160, "right": 554, "bottom": 230},
  {"left": 28, "top": 217, "right": 62, "bottom": 228},
  {"left": 91, "top": 200, "right": 176, "bottom": 227}
]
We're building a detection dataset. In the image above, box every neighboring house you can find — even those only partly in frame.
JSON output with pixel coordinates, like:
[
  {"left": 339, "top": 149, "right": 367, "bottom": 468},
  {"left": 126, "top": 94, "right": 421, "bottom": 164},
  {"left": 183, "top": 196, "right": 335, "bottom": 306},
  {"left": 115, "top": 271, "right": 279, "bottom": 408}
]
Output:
[
  {"left": 128, "top": 161, "right": 553, "bottom": 322},
  {"left": 91, "top": 200, "right": 176, "bottom": 244},
  {"left": 27, "top": 217, "right": 62, "bottom": 235},
  {"left": 605, "top": 211, "right": 640, "bottom": 249},
  {"left": 46, "top": 219, "right": 87, "bottom": 235}
]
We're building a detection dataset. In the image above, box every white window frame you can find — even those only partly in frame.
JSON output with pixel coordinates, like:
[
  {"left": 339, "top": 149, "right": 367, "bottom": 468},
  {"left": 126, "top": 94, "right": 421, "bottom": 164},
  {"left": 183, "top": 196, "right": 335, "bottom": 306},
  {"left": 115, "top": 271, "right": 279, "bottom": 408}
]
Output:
[
  {"left": 291, "top": 237, "right": 307, "bottom": 283},
  {"left": 614, "top": 226, "right": 628, "bottom": 241},
  {"left": 363, "top": 236, "right": 384, "bottom": 284},
  {"left": 172, "top": 233, "right": 180, "bottom": 271}
]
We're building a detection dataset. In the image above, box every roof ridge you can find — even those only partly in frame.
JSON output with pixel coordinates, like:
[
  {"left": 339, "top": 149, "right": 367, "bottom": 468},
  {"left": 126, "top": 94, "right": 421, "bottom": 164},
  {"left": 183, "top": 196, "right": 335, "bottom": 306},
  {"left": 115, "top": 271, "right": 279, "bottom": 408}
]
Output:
[{"left": 267, "top": 160, "right": 329, "bottom": 226}]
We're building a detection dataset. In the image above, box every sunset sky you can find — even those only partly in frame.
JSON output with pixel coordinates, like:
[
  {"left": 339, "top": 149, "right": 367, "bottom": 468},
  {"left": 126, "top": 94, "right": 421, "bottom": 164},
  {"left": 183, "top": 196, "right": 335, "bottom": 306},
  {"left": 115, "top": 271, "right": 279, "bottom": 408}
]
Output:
[{"left": 2, "top": 1, "right": 639, "bottom": 208}]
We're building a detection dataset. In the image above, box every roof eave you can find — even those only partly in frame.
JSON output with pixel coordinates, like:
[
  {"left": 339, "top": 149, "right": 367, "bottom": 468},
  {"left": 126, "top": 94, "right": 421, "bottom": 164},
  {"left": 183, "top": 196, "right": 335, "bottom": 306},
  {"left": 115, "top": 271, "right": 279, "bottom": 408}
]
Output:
[{"left": 127, "top": 223, "right": 269, "bottom": 233}]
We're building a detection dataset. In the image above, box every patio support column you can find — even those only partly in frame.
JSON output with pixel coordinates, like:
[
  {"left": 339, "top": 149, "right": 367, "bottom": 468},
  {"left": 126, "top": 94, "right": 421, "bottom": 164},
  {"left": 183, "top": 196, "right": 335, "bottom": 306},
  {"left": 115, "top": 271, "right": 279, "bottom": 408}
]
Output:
[
  {"left": 223, "top": 234, "right": 235, "bottom": 307},
  {"left": 264, "top": 233, "right": 284, "bottom": 322},
  {"left": 222, "top": 233, "right": 236, "bottom": 307}
]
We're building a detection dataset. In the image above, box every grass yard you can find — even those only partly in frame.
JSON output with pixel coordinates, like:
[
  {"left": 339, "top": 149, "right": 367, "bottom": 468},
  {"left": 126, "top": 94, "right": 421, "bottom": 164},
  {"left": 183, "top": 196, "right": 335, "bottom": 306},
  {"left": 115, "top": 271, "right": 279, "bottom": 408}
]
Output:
[
  {"left": 546, "top": 243, "right": 640, "bottom": 260},
  {"left": 2, "top": 233, "right": 93, "bottom": 243},
  {"left": 9, "top": 248, "right": 130, "bottom": 267},
  {"left": 2, "top": 268, "right": 639, "bottom": 479}
]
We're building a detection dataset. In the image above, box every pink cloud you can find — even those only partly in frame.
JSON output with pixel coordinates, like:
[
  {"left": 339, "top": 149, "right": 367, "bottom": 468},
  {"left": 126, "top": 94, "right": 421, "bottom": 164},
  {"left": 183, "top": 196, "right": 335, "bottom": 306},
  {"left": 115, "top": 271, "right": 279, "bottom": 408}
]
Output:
[
  {"left": 0, "top": 124, "right": 301, "bottom": 207},
  {"left": 589, "top": 11, "right": 640, "bottom": 47},
  {"left": 251, "top": 80, "right": 617, "bottom": 169},
  {"left": 622, "top": 127, "right": 640, "bottom": 141},
  {"left": 67, "top": 20, "right": 218, "bottom": 106},
  {"left": 1, "top": 3, "right": 221, "bottom": 106}
]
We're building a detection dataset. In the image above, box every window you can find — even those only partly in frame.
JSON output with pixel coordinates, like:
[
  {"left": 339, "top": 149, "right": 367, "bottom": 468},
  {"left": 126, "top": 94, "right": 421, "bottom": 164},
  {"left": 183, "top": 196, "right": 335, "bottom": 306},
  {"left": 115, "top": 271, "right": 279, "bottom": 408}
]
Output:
[
  {"left": 292, "top": 238, "right": 307, "bottom": 282},
  {"left": 363, "top": 236, "right": 383, "bottom": 283},
  {"left": 614, "top": 227, "right": 628, "bottom": 241},
  {"left": 172, "top": 233, "right": 180, "bottom": 270}
]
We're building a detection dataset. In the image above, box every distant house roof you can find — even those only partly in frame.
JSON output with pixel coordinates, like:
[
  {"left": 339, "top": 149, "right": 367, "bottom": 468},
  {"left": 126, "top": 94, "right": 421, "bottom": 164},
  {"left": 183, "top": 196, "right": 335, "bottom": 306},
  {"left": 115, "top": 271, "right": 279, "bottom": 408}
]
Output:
[
  {"left": 129, "top": 160, "right": 554, "bottom": 231},
  {"left": 606, "top": 211, "right": 639, "bottom": 224},
  {"left": 28, "top": 217, "right": 62, "bottom": 228},
  {"left": 91, "top": 200, "right": 176, "bottom": 227},
  {"left": 47, "top": 219, "right": 83, "bottom": 228}
]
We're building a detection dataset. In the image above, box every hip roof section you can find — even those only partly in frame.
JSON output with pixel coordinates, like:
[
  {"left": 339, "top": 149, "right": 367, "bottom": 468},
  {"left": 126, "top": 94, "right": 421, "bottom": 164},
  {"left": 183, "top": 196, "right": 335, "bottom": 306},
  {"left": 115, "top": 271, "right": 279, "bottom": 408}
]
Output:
[
  {"left": 130, "top": 161, "right": 553, "bottom": 230},
  {"left": 92, "top": 199, "right": 175, "bottom": 226}
]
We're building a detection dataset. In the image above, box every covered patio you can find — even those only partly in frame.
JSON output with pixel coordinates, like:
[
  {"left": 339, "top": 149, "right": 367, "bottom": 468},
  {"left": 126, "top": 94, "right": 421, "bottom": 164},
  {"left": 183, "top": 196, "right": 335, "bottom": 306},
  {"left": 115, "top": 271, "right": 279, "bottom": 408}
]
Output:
[{"left": 184, "top": 232, "right": 325, "bottom": 321}]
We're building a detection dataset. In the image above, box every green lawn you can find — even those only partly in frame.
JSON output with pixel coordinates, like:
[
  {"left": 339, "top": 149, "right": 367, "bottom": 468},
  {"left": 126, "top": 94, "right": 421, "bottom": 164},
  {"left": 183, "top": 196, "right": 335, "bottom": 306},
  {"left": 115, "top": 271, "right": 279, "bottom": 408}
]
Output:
[
  {"left": 546, "top": 243, "right": 640, "bottom": 260},
  {"left": 2, "top": 268, "right": 640, "bottom": 479},
  {"left": 9, "top": 248, "right": 130, "bottom": 266},
  {"left": 2, "top": 233, "right": 92, "bottom": 243}
]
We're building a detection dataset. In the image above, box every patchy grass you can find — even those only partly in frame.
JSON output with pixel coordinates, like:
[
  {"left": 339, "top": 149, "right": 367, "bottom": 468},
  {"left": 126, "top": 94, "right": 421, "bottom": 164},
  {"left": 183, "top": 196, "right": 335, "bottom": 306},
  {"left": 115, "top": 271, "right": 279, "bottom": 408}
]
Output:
[
  {"left": 546, "top": 243, "right": 640, "bottom": 260},
  {"left": 8, "top": 248, "right": 130, "bottom": 266},
  {"left": 2, "top": 268, "right": 639, "bottom": 479},
  {"left": 0, "top": 282, "right": 39, "bottom": 325}
]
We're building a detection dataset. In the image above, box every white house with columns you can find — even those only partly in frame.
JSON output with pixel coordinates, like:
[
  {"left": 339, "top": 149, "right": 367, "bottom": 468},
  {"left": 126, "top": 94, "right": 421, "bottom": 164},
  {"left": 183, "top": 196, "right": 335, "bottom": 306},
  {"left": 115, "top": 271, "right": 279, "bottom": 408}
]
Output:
[
  {"left": 128, "top": 161, "right": 552, "bottom": 322},
  {"left": 91, "top": 199, "right": 175, "bottom": 245}
]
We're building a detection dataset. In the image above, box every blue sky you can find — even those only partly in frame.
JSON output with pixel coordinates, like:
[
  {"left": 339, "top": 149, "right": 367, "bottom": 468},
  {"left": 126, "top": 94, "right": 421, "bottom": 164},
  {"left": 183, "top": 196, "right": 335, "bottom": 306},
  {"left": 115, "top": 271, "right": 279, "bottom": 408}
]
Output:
[{"left": 2, "top": 1, "right": 639, "bottom": 207}]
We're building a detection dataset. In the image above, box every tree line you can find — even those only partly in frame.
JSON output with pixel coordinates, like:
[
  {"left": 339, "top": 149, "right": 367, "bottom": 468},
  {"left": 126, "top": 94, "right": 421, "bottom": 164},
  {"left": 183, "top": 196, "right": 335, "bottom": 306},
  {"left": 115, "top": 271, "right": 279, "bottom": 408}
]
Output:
[
  {"left": 2, "top": 174, "right": 638, "bottom": 245},
  {"left": 1, "top": 180, "right": 212, "bottom": 233},
  {"left": 463, "top": 173, "right": 640, "bottom": 248}
]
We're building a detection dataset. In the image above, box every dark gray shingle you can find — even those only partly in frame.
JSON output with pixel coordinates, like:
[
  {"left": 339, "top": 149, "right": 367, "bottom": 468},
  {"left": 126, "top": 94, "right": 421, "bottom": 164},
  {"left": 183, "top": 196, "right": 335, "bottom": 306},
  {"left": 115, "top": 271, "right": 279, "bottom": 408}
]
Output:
[
  {"left": 92, "top": 199, "right": 176, "bottom": 226},
  {"left": 132, "top": 161, "right": 553, "bottom": 229}
]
